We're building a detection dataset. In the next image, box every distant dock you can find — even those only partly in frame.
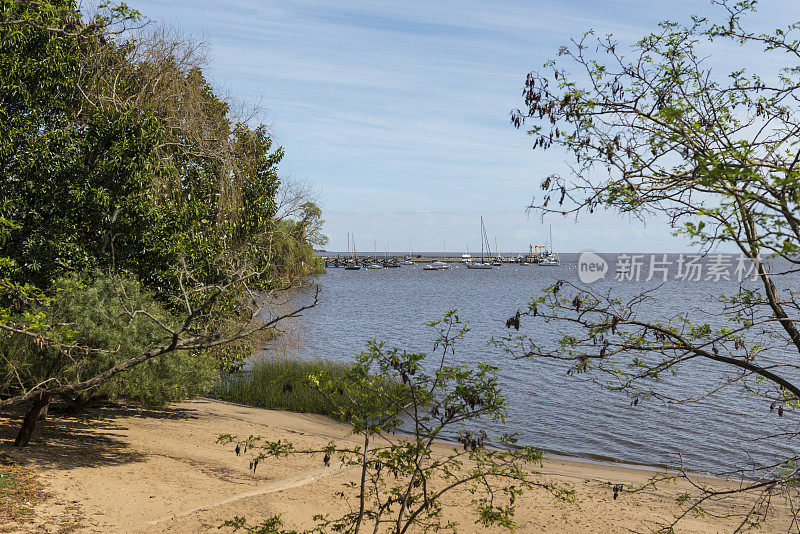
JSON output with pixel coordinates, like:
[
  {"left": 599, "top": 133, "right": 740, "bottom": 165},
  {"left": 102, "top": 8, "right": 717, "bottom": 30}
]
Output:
[{"left": 321, "top": 255, "right": 538, "bottom": 268}]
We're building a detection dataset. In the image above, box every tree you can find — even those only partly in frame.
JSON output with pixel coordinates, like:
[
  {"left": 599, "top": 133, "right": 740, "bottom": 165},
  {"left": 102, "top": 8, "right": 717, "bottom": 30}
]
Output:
[
  {"left": 269, "top": 180, "right": 328, "bottom": 283},
  {"left": 219, "top": 312, "right": 567, "bottom": 534},
  {"left": 0, "top": 1, "right": 321, "bottom": 445},
  {"left": 508, "top": 0, "right": 800, "bottom": 529}
]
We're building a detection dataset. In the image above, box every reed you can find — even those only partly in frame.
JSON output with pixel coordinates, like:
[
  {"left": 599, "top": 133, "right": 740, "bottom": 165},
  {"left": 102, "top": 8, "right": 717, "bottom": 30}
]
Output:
[{"left": 211, "top": 358, "right": 404, "bottom": 420}]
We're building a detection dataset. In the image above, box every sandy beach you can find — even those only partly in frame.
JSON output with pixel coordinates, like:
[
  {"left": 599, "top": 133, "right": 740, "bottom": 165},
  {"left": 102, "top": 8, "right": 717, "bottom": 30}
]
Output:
[{"left": 0, "top": 398, "right": 793, "bottom": 533}]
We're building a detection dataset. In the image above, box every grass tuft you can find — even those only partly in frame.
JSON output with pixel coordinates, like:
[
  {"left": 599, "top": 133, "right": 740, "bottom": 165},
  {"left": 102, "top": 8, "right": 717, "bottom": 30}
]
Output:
[
  {"left": 0, "top": 472, "right": 15, "bottom": 491},
  {"left": 210, "top": 358, "right": 405, "bottom": 420}
]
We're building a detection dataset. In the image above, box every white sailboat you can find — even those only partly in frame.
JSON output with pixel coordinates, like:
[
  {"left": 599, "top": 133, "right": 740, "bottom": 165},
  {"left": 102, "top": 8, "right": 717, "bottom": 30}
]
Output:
[
  {"left": 431, "top": 242, "right": 450, "bottom": 269},
  {"left": 366, "top": 241, "right": 382, "bottom": 269},
  {"left": 538, "top": 226, "right": 559, "bottom": 266},
  {"left": 466, "top": 218, "right": 493, "bottom": 269},
  {"left": 491, "top": 237, "right": 502, "bottom": 266},
  {"left": 402, "top": 240, "right": 414, "bottom": 265},
  {"left": 345, "top": 233, "right": 361, "bottom": 270}
]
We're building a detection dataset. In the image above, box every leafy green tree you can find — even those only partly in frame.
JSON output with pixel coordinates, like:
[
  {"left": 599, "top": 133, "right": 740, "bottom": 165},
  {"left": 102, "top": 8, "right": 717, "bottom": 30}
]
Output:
[
  {"left": 220, "top": 312, "right": 568, "bottom": 534},
  {"left": 268, "top": 201, "right": 327, "bottom": 284},
  {"left": 1, "top": 4, "right": 285, "bottom": 296},
  {"left": 0, "top": 1, "right": 322, "bottom": 445},
  {"left": 507, "top": 0, "right": 800, "bottom": 528}
]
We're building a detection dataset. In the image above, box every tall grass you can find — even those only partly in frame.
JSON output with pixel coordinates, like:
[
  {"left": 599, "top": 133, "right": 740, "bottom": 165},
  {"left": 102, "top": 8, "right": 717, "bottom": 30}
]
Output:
[{"left": 211, "top": 359, "right": 402, "bottom": 420}]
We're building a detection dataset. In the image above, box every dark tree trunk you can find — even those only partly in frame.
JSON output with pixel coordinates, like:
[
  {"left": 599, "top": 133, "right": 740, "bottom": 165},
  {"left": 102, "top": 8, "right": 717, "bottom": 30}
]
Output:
[{"left": 14, "top": 394, "right": 51, "bottom": 447}]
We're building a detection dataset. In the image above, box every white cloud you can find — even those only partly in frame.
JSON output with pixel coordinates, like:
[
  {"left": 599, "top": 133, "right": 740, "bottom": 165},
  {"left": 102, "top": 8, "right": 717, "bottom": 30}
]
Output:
[{"left": 132, "top": 0, "right": 800, "bottom": 253}]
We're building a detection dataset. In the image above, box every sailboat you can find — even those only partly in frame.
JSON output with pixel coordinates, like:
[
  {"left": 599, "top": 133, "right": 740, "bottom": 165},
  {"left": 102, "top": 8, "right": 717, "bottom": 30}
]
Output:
[
  {"left": 431, "top": 242, "right": 450, "bottom": 269},
  {"left": 384, "top": 242, "right": 401, "bottom": 267},
  {"left": 491, "top": 237, "right": 502, "bottom": 266},
  {"left": 366, "top": 241, "right": 382, "bottom": 269},
  {"left": 538, "top": 226, "right": 559, "bottom": 266},
  {"left": 344, "top": 233, "right": 361, "bottom": 270},
  {"left": 466, "top": 218, "right": 493, "bottom": 269},
  {"left": 402, "top": 240, "right": 415, "bottom": 265}
]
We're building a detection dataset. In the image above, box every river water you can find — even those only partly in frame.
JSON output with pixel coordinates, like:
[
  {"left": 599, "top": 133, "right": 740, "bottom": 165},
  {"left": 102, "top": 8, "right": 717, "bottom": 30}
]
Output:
[{"left": 286, "top": 253, "right": 800, "bottom": 474}]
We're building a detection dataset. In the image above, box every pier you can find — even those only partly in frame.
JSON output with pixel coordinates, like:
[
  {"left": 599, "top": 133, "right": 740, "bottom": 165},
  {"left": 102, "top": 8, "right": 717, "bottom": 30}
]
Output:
[{"left": 322, "top": 255, "right": 539, "bottom": 268}]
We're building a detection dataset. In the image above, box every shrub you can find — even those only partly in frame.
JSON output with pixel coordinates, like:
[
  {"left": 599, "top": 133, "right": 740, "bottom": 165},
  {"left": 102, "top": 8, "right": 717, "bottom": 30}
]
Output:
[
  {"left": 211, "top": 358, "right": 407, "bottom": 420},
  {"left": 0, "top": 273, "right": 218, "bottom": 408}
]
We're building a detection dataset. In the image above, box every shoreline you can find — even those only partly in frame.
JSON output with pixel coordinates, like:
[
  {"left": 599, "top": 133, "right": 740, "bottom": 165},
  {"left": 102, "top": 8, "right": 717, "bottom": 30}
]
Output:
[
  {"left": 211, "top": 395, "right": 722, "bottom": 479},
  {"left": 209, "top": 395, "right": 691, "bottom": 475},
  {"left": 0, "top": 397, "right": 794, "bottom": 533}
]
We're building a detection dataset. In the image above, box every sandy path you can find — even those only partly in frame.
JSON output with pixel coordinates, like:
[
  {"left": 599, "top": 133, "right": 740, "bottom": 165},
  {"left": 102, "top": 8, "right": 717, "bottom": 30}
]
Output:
[
  {"left": 0, "top": 398, "right": 794, "bottom": 533},
  {"left": 126, "top": 463, "right": 354, "bottom": 532}
]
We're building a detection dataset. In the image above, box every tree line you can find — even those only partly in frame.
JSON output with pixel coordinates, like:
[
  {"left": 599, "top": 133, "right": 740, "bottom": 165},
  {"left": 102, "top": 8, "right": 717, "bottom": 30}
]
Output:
[{"left": 0, "top": 0, "right": 324, "bottom": 445}]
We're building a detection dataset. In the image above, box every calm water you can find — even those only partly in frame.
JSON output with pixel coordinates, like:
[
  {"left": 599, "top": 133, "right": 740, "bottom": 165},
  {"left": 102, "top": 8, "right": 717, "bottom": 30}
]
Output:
[{"left": 286, "top": 253, "right": 800, "bottom": 474}]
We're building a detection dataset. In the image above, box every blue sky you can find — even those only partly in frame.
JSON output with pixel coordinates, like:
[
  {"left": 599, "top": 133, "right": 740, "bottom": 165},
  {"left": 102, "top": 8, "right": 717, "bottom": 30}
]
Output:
[{"left": 129, "top": 0, "right": 798, "bottom": 253}]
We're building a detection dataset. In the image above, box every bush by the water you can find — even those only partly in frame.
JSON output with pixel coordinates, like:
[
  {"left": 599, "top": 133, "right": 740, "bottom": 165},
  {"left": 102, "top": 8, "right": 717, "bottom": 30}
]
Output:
[
  {"left": 211, "top": 358, "right": 408, "bottom": 420},
  {"left": 1, "top": 274, "right": 219, "bottom": 408}
]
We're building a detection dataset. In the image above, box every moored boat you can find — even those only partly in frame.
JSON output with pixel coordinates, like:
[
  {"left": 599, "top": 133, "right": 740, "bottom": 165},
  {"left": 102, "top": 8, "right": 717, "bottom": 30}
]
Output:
[
  {"left": 466, "top": 217, "right": 493, "bottom": 269},
  {"left": 538, "top": 226, "right": 559, "bottom": 266},
  {"left": 466, "top": 262, "right": 492, "bottom": 269}
]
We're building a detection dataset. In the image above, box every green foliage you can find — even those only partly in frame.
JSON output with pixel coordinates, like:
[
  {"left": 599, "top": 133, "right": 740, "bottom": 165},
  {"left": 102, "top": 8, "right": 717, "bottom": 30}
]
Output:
[
  {"left": 1, "top": 2, "right": 154, "bottom": 290},
  {"left": 513, "top": 1, "right": 800, "bottom": 258},
  {"left": 211, "top": 359, "right": 405, "bottom": 419},
  {"left": 0, "top": 1, "right": 325, "bottom": 415},
  {"left": 0, "top": 273, "right": 218, "bottom": 406},
  {"left": 507, "top": 0, "right": 800, "bottom": 529},
  {"left": 221, "top": 515, "right": 301, "bottom": 534},
  {"left": 220, "top": 312, "right": 553, "bottom": 534},
  {"left": 0, "top": 471, "right": 15, "bottom": 491},
  {"left": 269, "top": 216, "right": 326, "bottom": 284},
  {"left": 0, "top": 0, "right": 309, "bottom": 315}
]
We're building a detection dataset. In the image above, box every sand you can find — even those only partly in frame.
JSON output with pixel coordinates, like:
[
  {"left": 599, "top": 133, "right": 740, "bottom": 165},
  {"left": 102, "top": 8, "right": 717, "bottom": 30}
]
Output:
[{"left": 0, "top": 398, "right": 794, "bottom": 533}]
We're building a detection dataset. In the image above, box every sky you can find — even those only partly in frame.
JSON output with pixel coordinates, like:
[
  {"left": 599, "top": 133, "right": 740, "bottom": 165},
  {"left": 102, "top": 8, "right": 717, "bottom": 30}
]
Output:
[{"left": 127, "top": 0, "right": 799, "bottom": 253}]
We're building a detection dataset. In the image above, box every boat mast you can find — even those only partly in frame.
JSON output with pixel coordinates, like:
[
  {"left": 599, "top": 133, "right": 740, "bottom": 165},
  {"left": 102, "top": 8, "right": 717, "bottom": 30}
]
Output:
[
  {"left": 482, "top": 218, "right": 492, "bottom": 260},
  {"left": 480, "top": 217, "right": 485, "bottom": 262}
]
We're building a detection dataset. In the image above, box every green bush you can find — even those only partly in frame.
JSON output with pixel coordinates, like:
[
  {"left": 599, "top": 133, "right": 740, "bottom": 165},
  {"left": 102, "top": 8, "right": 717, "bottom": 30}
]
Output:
[{"left": 0, "top": 273, "right": 218, "bottom": 407}]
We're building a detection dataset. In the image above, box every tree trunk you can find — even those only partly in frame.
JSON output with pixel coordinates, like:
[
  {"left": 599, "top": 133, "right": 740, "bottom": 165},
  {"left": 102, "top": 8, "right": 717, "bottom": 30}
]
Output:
[{"left": 14, "top": 394, "right": 51, "bottom": 447}]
